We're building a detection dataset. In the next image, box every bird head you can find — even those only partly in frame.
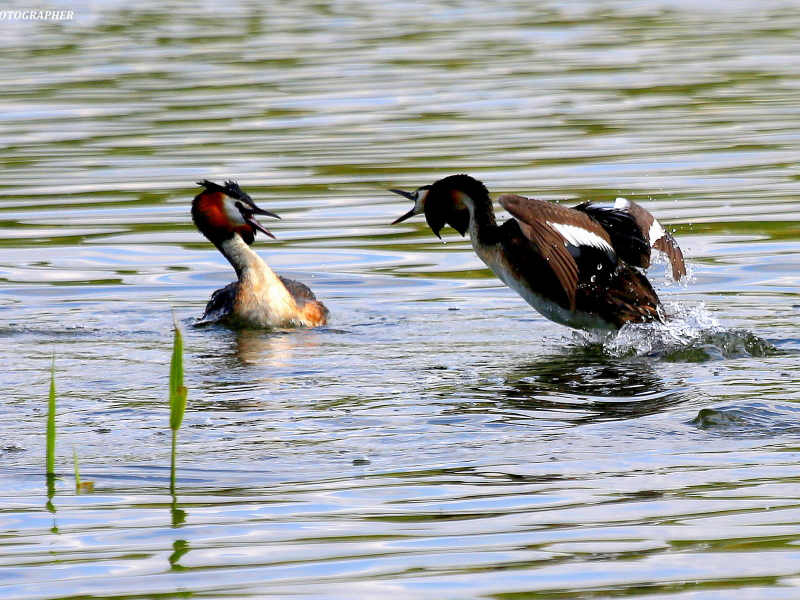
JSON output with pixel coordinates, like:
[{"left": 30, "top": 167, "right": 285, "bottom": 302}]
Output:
[
  {"left": 389, "top": 174, "right": 485, "bottom": 238},
  {"left": 191, "top": 180, "right": 280, "bottom": 246}
]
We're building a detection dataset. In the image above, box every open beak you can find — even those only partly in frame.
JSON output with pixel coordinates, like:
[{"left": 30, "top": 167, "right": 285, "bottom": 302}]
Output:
[
  {"left": 249, "top": 204, "right": 281, "bottom": 219},
  {"left": 246, "top": 215, "right": 276, "bottom": 239},
  {"left": 389, "top": 189, "right": 420, "bottom": 225},
  {"left": 242, "top": 204, "right": 281, "bottom": 239}
]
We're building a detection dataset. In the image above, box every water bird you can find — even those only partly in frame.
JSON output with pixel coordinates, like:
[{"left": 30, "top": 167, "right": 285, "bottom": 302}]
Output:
[
  {"left": 191, "top": 180, "right": 329, "bottom": 328},
  {"left": 390, "top": 174, "right": 685, "bottom": 330}
]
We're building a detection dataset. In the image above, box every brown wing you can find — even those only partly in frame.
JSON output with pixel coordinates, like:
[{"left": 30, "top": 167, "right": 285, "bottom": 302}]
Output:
[
  {"left": 617, "top": 199, "right": 686, "bottom": 280},
  {"left": 653, "top": 234, "right": 686, "bottom": 280},
  {"left": 498, "top": 194, "right": 615, "bottom": 311},
  {"left": 497, "top": 220, "right": 574, "bottom": 311}
]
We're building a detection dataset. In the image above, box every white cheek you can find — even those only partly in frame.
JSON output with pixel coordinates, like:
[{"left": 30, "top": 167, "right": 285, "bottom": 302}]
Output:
[
  {"left": 549, "top": 222, "right": 615, "bottom": 253},
  {"left": 223, "top": 199, "right": 247, "bottom": 225},
  {"left": 414, "top": 189, "right": 428, "bottom": 214}
]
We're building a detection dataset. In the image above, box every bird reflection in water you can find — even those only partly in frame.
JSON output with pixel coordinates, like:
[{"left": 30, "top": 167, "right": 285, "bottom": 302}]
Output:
[
  {"left": 190, "top": 328, "right": 327, "bottom": 413},
  {"left": 463, "top": 351, "right": 692, "bottom": 424},
  {"left": 232, "top": 328, "right": 322, "bottom": 367}
]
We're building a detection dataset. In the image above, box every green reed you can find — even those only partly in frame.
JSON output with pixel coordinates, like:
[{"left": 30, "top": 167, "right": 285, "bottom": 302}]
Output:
[
  {"left": 72, "top": 446, "right": 94, "bottom": 492},
  {"left": 169, "top": 314, "right": 188, "bottom": 494},
  {"left": 72, "top": 446, "right": 80, "bottom": 486},
  {"left": 46, "top": 357, "right": 56, "bottom": 478}
]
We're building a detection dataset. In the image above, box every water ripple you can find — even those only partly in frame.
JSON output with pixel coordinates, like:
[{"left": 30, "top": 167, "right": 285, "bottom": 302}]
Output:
[{"left": 2, "top": 1, "right": 800, "bottom": 598}]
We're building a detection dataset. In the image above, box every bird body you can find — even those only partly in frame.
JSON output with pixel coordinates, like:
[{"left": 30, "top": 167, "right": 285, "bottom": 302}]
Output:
[
  {"left": 390, "top": 174, "right": 685, "bottom": 331},
  {"left": 192, "top": 180, "right": 328, "bottom": 329}
]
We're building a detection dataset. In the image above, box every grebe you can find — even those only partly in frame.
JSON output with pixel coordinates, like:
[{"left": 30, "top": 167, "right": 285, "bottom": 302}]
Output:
[
  {"left": 390, "top": 174, "right": 685, "bottom": 331},
  {"left": 191, "top": 180, "right": 329, "bottom": 328}
]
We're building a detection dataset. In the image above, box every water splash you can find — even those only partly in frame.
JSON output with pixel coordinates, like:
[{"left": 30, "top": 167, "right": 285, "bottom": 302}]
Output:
[{"left": 572, "top": 302, "right": 777, "bottom": 361}]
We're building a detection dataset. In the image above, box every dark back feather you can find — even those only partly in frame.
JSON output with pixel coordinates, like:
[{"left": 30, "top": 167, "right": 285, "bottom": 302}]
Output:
[
  {"left": 573, "top": 202, "right": 651, "bottom": 270},
  {"left": 197, "top": 282, "right": 237, "bottom": 324},
  {"left": 279, "top": 276, "right": 318, "bottom": 302},
  {"left": 575, "top": 265, "right": 663, "bottom": 328}
]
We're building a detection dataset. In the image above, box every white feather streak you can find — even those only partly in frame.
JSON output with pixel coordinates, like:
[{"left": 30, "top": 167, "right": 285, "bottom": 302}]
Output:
[
  {"left": 614, "top": 197, "right": 630, "bottom": 209},
  {"left": 549, "top": 222, "right": 614, "bottom": 253},
  {"left": 648, "top": 219, "right": 665, "bottom": 244}
]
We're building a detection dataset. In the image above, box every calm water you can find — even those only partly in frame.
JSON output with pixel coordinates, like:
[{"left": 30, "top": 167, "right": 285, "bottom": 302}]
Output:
[{"left": 3, "top": 1, "right": 800, "bottom": 598}]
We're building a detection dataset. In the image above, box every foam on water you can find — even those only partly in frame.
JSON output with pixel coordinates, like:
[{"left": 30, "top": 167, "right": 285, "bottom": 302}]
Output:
[{"left": 572, "top": 302, "right": 777, "bottom": 360}]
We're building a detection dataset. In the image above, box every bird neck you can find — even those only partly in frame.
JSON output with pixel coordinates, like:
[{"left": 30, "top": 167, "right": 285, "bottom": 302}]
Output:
[
  {"left": 218, "top": 235, "right": 285, "bottom": 291},
  {"left": 459, "top": 190, "right": 499, "bottom": 244},
  {"left": 218, "top": 234, "right": 301, "bottom": 323}
]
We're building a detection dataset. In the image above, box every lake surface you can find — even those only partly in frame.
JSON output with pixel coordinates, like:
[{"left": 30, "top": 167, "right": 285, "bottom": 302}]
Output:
[{"left": 2, "top": 0, "right": 800, "bottom": 598}]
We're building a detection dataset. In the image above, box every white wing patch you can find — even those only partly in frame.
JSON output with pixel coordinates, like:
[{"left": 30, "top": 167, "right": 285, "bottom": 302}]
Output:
[
  {"left": 549, "top": 222, "right": 614, "bottom": 253},
  {"left": 614, "top": 197, "right": 630, "bottom": 210},
  {"left": 648, "top": 219, "right": 665, "bottom": 244}
]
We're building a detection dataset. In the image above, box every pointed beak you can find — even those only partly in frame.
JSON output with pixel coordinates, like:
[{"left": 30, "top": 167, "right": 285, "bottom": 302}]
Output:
[
  {"left": 247, "top": 216, "right": 276, "bottom": 239},
  {"left": 389, "top": 189, "right": 415, "bottom": 200},
  {"left": 389, "top": 189, "right": 421, "bottom": 225},
  {"left": 249, "top": 205, "right": 281, "bottom": 220},
  {"left": 242, "top": 203, "right": 280, "bottom": 240},
  {"left": 391, "top": 207, "right": 418, "bottom": 225}
]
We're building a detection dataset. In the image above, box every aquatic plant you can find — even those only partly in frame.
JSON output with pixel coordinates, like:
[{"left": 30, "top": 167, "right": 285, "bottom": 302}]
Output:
[
  {"left": 72, "top": 446, "right": 79, "bottom": 486},
  {"left": 72, "top": 446, "right": 94, "bottom": 493},
  {"left": 46, "top": 357, "right": 56, "bottom": 478},
  {"left": 169, "top": 314, "right": 187, "bottom": 493}
]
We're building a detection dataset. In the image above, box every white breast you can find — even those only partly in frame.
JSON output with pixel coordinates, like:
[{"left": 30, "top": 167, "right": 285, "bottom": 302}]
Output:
[{"left": 472, "top": 239, "right": 614, "bottom": 331}]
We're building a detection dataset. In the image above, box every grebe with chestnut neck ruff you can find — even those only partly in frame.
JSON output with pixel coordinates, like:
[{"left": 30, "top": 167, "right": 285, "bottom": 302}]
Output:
[{"left": 191, "top": 180, "right": 328, "bottom": 328}]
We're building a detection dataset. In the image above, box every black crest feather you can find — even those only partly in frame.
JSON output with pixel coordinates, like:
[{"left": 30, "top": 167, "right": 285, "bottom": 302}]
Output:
[{"left": 197, "top": 179, "right": 251, "bottom": 202}]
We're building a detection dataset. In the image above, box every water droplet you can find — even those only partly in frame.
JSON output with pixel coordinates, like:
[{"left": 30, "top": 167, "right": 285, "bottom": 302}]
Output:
[{"left": 596, "top": 264, "right": 603, "bottom": 270}]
